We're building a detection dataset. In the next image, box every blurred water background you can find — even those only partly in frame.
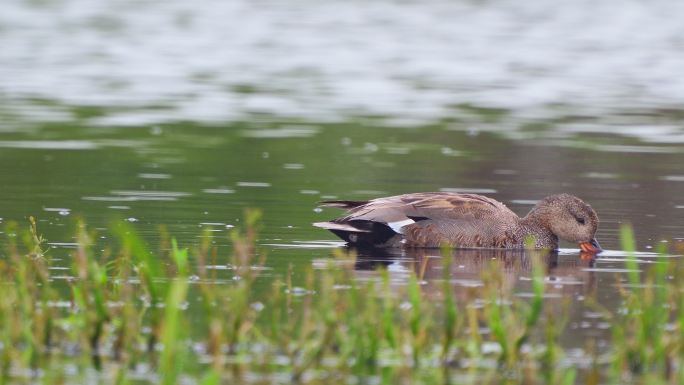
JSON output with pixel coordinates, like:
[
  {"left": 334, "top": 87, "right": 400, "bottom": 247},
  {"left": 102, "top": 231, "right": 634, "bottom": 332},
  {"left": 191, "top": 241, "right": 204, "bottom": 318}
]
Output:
[{"left": 1, "top": 0, "right": 684, "bottom": 379}]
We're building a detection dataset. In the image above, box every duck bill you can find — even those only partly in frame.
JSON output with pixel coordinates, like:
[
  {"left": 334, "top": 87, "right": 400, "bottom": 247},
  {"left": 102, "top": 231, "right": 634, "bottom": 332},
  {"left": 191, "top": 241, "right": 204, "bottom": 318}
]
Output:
[{"left": 579, "top": 238, "right": 602, "bottom": 253}]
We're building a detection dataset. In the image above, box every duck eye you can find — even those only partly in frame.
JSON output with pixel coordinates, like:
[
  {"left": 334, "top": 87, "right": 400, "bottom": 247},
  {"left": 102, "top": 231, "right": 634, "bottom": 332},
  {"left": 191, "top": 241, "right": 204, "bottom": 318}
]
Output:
[{"left": 576, "top": 217, "right": 585, "bottom": 225}]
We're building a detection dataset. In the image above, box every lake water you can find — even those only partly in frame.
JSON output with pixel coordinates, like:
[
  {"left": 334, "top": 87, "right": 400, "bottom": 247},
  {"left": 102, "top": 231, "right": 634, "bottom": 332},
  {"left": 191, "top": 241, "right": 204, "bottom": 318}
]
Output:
[{"left": 1, "top": 0, "right": 684, "bottom": 380}]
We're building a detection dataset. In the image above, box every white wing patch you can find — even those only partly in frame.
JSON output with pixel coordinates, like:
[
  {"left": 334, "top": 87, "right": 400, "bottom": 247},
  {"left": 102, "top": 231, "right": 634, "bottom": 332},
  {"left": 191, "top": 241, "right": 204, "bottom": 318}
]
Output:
[{"left": 387, "top": 218, "right": 415, "bottom": 234}]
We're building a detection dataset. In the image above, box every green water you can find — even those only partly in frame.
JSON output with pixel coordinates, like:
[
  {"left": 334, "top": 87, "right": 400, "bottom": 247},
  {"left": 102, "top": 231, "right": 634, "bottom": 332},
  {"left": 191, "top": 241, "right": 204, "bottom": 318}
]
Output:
[
  {"left": 2, "top": 102, "right": 684, "bottom": 384},
  {"left": 3, "top": 0, "right": 684, "bottom": 381},
  {"left": 2, "top": 117, "right": 682, "bottom": 247}
]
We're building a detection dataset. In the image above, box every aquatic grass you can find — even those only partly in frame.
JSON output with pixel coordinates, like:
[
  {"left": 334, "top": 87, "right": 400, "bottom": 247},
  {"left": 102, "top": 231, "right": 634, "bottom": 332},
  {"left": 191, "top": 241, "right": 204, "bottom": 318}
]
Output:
[
  {"left": 439, "top": 245, "right": 460, "bottom": 371},
  {"left": 1, "top": 217, "right": 56, "bottom": 375},
  {"left": 159, "top": 239, "right": 189, "bottom": 385},
  {"left": 0, "top": 217, "right": 684, "bottom": 384},
  {"left": 407, "top": 273, "right": 427, "bottom": 368},
  {"left": 69, "top": 220, "right": 111, "bottom": 369},
  {"left": 112, "top": 220, "right": 167, "bottom": 356},
  {"left": 603, "top": 224, "right": 682, "bottom": 383},
  {"left": 478, "top": 252, "right": 545, "bottom": 372}
]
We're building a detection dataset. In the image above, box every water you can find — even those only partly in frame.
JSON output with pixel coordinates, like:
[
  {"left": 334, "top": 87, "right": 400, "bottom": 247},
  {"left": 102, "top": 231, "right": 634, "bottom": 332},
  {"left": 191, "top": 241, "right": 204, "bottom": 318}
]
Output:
[
  {"left": 2, "top": 122, "right": 682, "bottom": 249},
  {"left": 4, "top": 0, "right": 684, "bottom": 131},
  {"left": 2, "top": 0, "right": 684, "bottom": 381}
]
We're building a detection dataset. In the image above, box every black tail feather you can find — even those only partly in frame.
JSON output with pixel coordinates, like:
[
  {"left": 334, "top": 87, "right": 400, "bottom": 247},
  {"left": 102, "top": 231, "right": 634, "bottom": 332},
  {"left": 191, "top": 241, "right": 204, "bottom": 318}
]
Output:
[
  {"left": 318, "top": 200, "right": 369, "bottom": 209},
  {"left": 319, "top": 220, "right": 398, "bottom": 247}
]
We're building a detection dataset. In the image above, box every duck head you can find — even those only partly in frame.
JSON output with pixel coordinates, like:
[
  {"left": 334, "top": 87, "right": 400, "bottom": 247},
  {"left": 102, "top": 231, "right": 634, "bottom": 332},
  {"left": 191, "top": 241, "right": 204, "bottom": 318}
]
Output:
[{"left": 527, "top": 194, "right": 602, "bottom": 253}]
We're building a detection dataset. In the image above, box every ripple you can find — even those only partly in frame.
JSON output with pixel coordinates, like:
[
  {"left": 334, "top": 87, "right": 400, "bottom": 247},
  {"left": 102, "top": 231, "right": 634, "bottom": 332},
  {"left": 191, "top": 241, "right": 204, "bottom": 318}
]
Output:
[
  {"left": 241, "top": 126, "right": 319, "bottom": 138},
  {"left": 0, "top": 140, "right": 98, "bottom": 150},
  {"left": 47, "top": 242, "right": 79, "bottom": 249},
  {"left": 583, "top": 172, "right": 619, "bottom": 179},
  {"left": 4, "top": 0, "right": 684, "bottom": 146},
  {"left": 661, "top": 175, "right": 684, "bottom": 182},
  {"left": 43, "top": 207, "right": 71, "bottom": 216},
  {"left": 83, "top": 190, "right": 191, "bottom": 202},
  {"left": 237, "top": 182, "right": 271, "bottom": 188},
  {"left": 112, "top": 190, "right": 190, "bottom": 197},
  {"left": 138, "top": 173, "right": 171, "bottom": 179},
  {"left": 202, "top": 188, "right": 235, "bottom": 194},
  {"left": 594, "top": 249, "right": 665, "bottom": 258},
  {"left": 593, "top": 144, "right": 679, "bottom": 154},
  {"left": 263, "top": 240, "right": 347, "bottom": 249}
]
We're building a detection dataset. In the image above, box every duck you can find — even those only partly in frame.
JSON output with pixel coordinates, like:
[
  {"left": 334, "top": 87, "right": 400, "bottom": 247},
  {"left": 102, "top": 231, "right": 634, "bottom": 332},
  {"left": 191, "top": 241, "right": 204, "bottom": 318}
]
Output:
[{"left": 313, "top": 192, "right": 602, "bottom": 252}]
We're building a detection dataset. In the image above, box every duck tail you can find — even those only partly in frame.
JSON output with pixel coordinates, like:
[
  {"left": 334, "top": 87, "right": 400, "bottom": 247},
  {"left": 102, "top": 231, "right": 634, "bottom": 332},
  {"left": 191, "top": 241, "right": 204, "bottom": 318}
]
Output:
[
  {"left": 318, "top": 200, "right": 368, "bottom": 209},
  {"left": 312, "top": 221, "right": 370, "bottom": 233}
]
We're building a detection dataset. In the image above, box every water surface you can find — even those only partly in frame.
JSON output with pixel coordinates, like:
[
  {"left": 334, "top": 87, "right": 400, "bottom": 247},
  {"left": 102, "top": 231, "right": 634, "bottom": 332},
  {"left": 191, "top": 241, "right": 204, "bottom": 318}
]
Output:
[{"left": 2, "top": 0, "right": 684, "bottom": 381}]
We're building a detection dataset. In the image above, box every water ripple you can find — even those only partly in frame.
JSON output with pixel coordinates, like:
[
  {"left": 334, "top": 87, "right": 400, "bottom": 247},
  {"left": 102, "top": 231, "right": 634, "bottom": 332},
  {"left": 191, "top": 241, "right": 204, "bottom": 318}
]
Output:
[{"left": 3, "top": 0, "right": 684, "bottom": 145}]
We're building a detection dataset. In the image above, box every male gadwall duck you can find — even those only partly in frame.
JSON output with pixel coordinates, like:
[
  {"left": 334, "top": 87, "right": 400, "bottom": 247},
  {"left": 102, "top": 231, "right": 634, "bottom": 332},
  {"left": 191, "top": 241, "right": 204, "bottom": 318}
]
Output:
[{"left": 313, "top": 192, "right": 602, "bottom": 252}]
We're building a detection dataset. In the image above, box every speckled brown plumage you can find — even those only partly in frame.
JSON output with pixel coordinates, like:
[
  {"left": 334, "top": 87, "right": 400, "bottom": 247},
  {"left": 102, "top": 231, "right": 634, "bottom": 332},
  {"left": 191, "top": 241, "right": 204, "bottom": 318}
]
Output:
[{"left": 313, "top": 192, "right": 601, "bottom": 251}]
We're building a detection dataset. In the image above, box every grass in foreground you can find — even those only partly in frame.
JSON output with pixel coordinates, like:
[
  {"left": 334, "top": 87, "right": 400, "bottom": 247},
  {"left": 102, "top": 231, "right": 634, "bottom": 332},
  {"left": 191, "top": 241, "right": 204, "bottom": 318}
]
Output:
[{"left": 0, "top": 213, "right": 682, "bottom": 385}]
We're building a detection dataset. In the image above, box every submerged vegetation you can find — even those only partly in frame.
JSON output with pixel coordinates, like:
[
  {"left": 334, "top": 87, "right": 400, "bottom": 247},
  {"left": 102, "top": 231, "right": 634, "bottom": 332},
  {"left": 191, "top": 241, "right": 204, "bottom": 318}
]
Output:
[{"left": 0, "top": 213, "right": 682, "bottom": 384}]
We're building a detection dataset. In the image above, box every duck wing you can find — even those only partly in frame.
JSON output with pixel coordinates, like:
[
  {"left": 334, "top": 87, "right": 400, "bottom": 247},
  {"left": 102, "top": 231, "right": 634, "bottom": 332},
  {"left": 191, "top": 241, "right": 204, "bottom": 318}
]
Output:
[{"left": 314, "top": 192, "right": 520, "bottom": 247}]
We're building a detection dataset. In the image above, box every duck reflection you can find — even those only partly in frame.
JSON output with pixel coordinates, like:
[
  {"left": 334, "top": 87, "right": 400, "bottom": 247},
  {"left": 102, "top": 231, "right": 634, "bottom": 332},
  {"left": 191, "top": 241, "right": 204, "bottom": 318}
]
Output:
[{"left": 351, "top": 247, "right": 599, "bottom": 299}]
